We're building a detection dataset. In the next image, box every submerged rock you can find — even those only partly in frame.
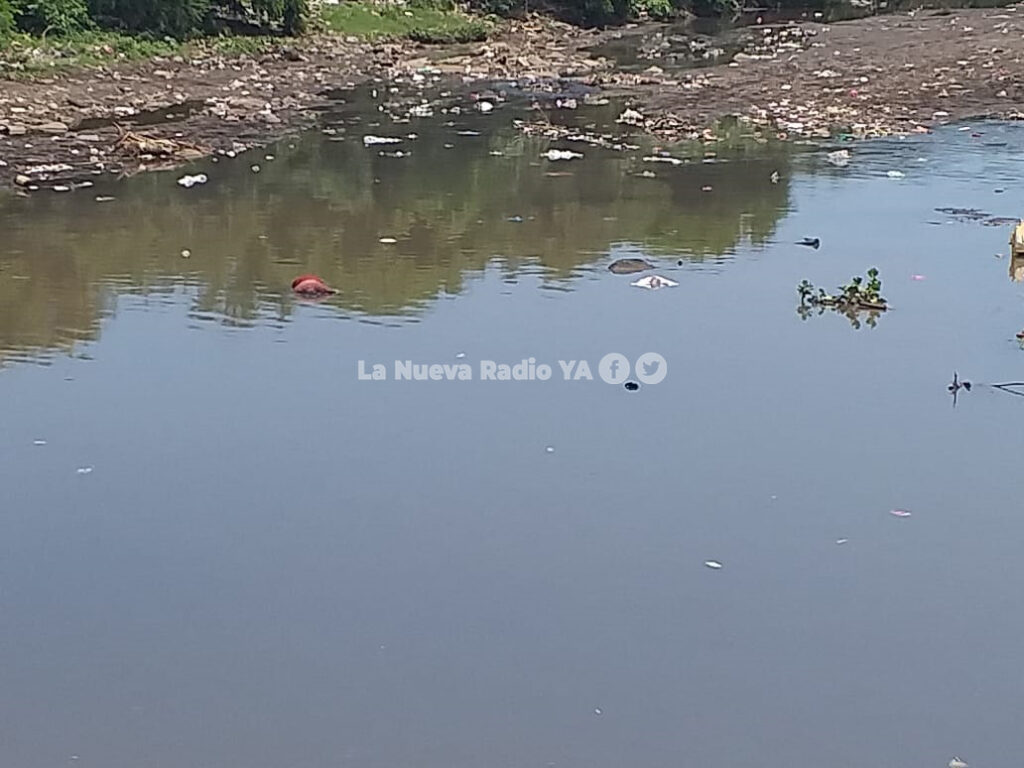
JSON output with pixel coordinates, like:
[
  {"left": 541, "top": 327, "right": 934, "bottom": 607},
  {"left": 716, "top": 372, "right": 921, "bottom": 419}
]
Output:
[{"left": 608, "top": 258, "right": 655, "bottom": 275}]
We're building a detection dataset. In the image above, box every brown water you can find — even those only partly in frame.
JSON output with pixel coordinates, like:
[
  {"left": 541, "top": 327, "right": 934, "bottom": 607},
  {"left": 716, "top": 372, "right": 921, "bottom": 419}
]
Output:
[{"left": 3, "top": 91, "right": 1024, "bottom": 768}]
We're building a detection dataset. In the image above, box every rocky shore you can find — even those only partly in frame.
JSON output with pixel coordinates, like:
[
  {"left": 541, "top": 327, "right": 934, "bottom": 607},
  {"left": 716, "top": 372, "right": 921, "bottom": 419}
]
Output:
[{"left": 3, "top": 5, "right": 1024, "bottom": 192}]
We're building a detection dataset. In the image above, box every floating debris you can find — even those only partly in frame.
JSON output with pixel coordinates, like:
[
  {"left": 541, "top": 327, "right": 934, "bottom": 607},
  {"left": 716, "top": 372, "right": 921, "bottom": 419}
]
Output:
[
  {"left": 181, "top": 249, "right": 192, "bottom": 259},
  {"left": 704, "top": 560, "right": 724, "bottom": 570},
  {"left": 886, "top": 170, "right": 906, "bottom": 179},
  {"left": 826, "top": 149, "right": 851, "bottom": 167},
  {"left": 609, "top": 258, "right": 655, "bottom": 275},
  {"left": 617, "top": 108, "right": 645, "bottom": 126},
  {"left": 95, "top": 196, "right": 115, "bottom": 203},
  {"left": 835, "top": 538, "right": 849, "bottom": 545},
  {"left": 631, "top": 275, "right": 679, "bottom": 290},
  {"left": 542, "top": 149, "right": 583, "bottom": 161},
  {"left": 291, "top": 275, "right": 337, "bottom": 297},
  {"left": 76, "top": 466, "right": 93, "bottom": 475},
  {"left": 379, "top": 237, "right": 398, "bottom": 244},
  {"left": 176, "top": 173, "right": 208, "bottom": 189},
  {"left": 643, "top": 155, "right": 684, "bottom": 166},
  {"left": 362, "top": 135, "right": 402, "bottom": 146},
  {"left": 770, "top": 171, "right": 780, "bottom": 183},
  {"left": 251, "top": 164, "right": 261, "bottom": 173},
  {"left": 948, "top": 758, "right": 968, "bottom": 768},
  {"left": 545, "top": 446, "right": 555, "bottom": 454},
  {"left": 33, "top": 439, "right": 46, "bottom": 446},
  {"left": 797, "top": 237, "right": 821, "bottom": 249},
  {"left": 476, "top": 101, "right": 495, "bottom": 113},
  {"left": 1011, "top": 219, "right": 1024, "bottom": 257},
  {"left": 624, "top": 381, "right": 640, "bottom": 391},
  {"left": 889, "top": 509, "right": 912, "bottom": 518}
]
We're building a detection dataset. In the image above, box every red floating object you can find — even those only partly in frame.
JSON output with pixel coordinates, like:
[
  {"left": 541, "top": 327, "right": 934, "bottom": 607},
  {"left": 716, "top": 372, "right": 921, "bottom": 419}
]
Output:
[{"left": 291, "top": 274, "right": 336, "bottom": 296}]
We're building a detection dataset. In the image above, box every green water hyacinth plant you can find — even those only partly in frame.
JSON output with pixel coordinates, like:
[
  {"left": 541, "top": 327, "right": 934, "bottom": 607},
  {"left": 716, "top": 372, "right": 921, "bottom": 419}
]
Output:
[{"left": 798, "top": 268, "right": 888, "bottom": 329}]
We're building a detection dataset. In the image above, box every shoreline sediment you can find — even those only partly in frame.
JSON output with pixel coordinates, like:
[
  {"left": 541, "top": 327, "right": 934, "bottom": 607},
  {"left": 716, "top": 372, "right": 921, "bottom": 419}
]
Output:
[{"left": 3, "top": 5, "right": 1024, "bottom": 193}]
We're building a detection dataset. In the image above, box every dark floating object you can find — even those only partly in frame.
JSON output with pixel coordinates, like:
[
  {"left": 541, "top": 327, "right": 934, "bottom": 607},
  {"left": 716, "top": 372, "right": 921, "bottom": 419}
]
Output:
[
  {"left": 291, "top": 274, "right": 337, "bottom": 297},
  {"left": 797, "top": 237, "right": 821, "bottom": 249},
  {"left": 624, "top": 381, "right": 640, "bottom": 391},
  {"left": 948, "top": 371, "right": 972, "bottom": 393},
  {"left": 677, "top": 260, "right": 683, "bottom": 266},
  {"left": 609, "top": 258, "right": 655, "bottom": 275},
  {"left": 948, "top": 371, "right": 972, "bottom": 406}
]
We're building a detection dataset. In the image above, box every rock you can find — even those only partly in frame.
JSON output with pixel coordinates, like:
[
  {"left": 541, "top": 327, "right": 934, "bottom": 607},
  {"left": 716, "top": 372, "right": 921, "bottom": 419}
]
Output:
[
  {"left": 3, "top": 123, "right": 27, "bottom": 136},
  {"left": 36, "top": 121, "right": 70, "bottom": 134},
  {"left": 14, "top": 174, "right": 31, "bottom": 186},
  {"left": 609, "top": 258, "right": 655, "bottom": 275}
]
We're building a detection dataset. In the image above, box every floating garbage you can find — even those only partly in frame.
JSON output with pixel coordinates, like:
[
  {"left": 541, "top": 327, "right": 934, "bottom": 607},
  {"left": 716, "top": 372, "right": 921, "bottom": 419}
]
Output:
[
  {"left": 797, "top": 237, "right": 821, "bottom": 249},
  {"left": 542, "top": 149, "right": 583, "bottom": 161},
  {"left": 770, "top": 171, "right": 780, "bottom": 183},
  {"left": 624, "top": 381, "right": 640, "bottom": 391},
  {"left": 704, "top": 560, "right": 723, "bottom": 570},
  {"left": 631, "top": 275, "right": 679, "bottom": 290},
  {"left": 95, "top": 196, "right": 115, "bottom": 202},
  {"left": 609, "top": 258, "right": 654, "bottom": 275},
  {"left": 948, "top": 758, "right": 968, "bottom": 768},
  {"left": 177, "top": 173, "right": 208, "bottom": 188},
  {"left": 889, "top": 509, "right": 912, "bottom": 518},
  {"left": 33, "top": 439, "right": 46, "bottom": 446},
  {"left": 379, "top": 237, "right": 397, "bottom": 244},
  {"left": 886, "top": 170, "right": 906, "bottom": 178},
  {"left": 643, "top": 155, "right": 684, "bottom": 166},
  {"left": 362, "top": 135, "right": 402, "bottom": 146},
  {"left": 545, "top": 446, "right": 555, "bottom": 454},
  {"left": 835, "top": 538, "right": 849, "bottom": 545},
  {"left": 826, "top": 149, "right": 851, "bottom": 167},
  {"left": 76, "top": 466, "right": 93, "bottom": 475},
  {"left": 251, "top": 164, "right": 261, "bottom": 173},
  {"left": 616, "top": 108, "right": 645, "bottom": 126},
  {"left": 476, "top": 101, "right": 494, "bottom": 113},
  {"left": 181, "top": 249, "right": 192, "bottom": 259},
  {"left": 1010, "top": 220, "right": 1024, "bottom": 258},
  {"left": 291, "top": 274, "right": 337, "bottom": 297}
]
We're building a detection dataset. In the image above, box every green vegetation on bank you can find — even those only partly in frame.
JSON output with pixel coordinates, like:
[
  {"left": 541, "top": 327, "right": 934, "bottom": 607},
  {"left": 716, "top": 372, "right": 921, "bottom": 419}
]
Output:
[
  {"left": 0, "top": 0, "right": 308, "bottom": 38},
  {"left": 321, "top": 0, "right": 490, "bottom": 43}
]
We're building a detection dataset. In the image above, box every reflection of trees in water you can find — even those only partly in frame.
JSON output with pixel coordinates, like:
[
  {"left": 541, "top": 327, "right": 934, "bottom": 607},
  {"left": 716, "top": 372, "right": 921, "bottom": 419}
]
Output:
[{"left": 0, "top": 108, "right": 792, "bottom": 364}]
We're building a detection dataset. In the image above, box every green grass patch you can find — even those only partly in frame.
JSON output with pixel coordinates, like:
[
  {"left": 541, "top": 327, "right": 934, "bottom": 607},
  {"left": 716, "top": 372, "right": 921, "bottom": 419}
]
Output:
[
  {"left": 0, "top": 29, "right": 283, "bottom": 75},
  {"left": 321, "top": 1, "right": 490, "bottom": 43},
  {"left": 0, "top": 29, "right": 180, "bottom": 73}
]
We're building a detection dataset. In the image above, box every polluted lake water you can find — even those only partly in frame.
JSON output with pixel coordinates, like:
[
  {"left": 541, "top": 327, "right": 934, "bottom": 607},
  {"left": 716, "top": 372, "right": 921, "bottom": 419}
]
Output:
[{"left": 3, "top": 89, "right": 1024, "bottom": 767}]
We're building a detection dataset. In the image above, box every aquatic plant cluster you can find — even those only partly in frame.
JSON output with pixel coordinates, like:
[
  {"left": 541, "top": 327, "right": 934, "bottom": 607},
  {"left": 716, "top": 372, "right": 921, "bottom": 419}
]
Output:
[{"left": 797, "top": 268, "right": 888, "bottom": 328}]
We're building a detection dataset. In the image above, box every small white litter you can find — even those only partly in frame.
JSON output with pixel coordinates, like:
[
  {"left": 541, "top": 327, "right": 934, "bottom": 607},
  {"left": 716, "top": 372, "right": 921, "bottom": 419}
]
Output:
[
  {"left": 631, "top": 275, "right": 679, "bottom": 290},
  {"left": 643, "top": 155, "right": 684, "bottom": 166},
  {"left": 363, "top": 135, "right": 403, "bottom": 146},
  {"left": 177, "top": 173, "right": 208, "bottom": 188},
  {"left": 542, "top": 149, "right": 583, "bottom": 161},
  {"left": 704, "top": 560, "right": 723, "bottom": 570},
  {"left": 826, "top": 150, "right": 850, "bottom": 167}
]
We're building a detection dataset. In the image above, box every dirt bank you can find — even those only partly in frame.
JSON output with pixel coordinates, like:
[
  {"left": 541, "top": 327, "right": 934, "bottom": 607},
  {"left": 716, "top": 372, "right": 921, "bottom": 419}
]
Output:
[{"left": 3, "top": 6, "right": 1024, "bottom": 192}]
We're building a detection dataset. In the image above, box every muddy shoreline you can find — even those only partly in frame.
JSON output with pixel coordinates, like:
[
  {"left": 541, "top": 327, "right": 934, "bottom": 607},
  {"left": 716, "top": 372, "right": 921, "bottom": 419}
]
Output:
[{"left": 3, "top": 6, "right": 1024, "bottom": 193}]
